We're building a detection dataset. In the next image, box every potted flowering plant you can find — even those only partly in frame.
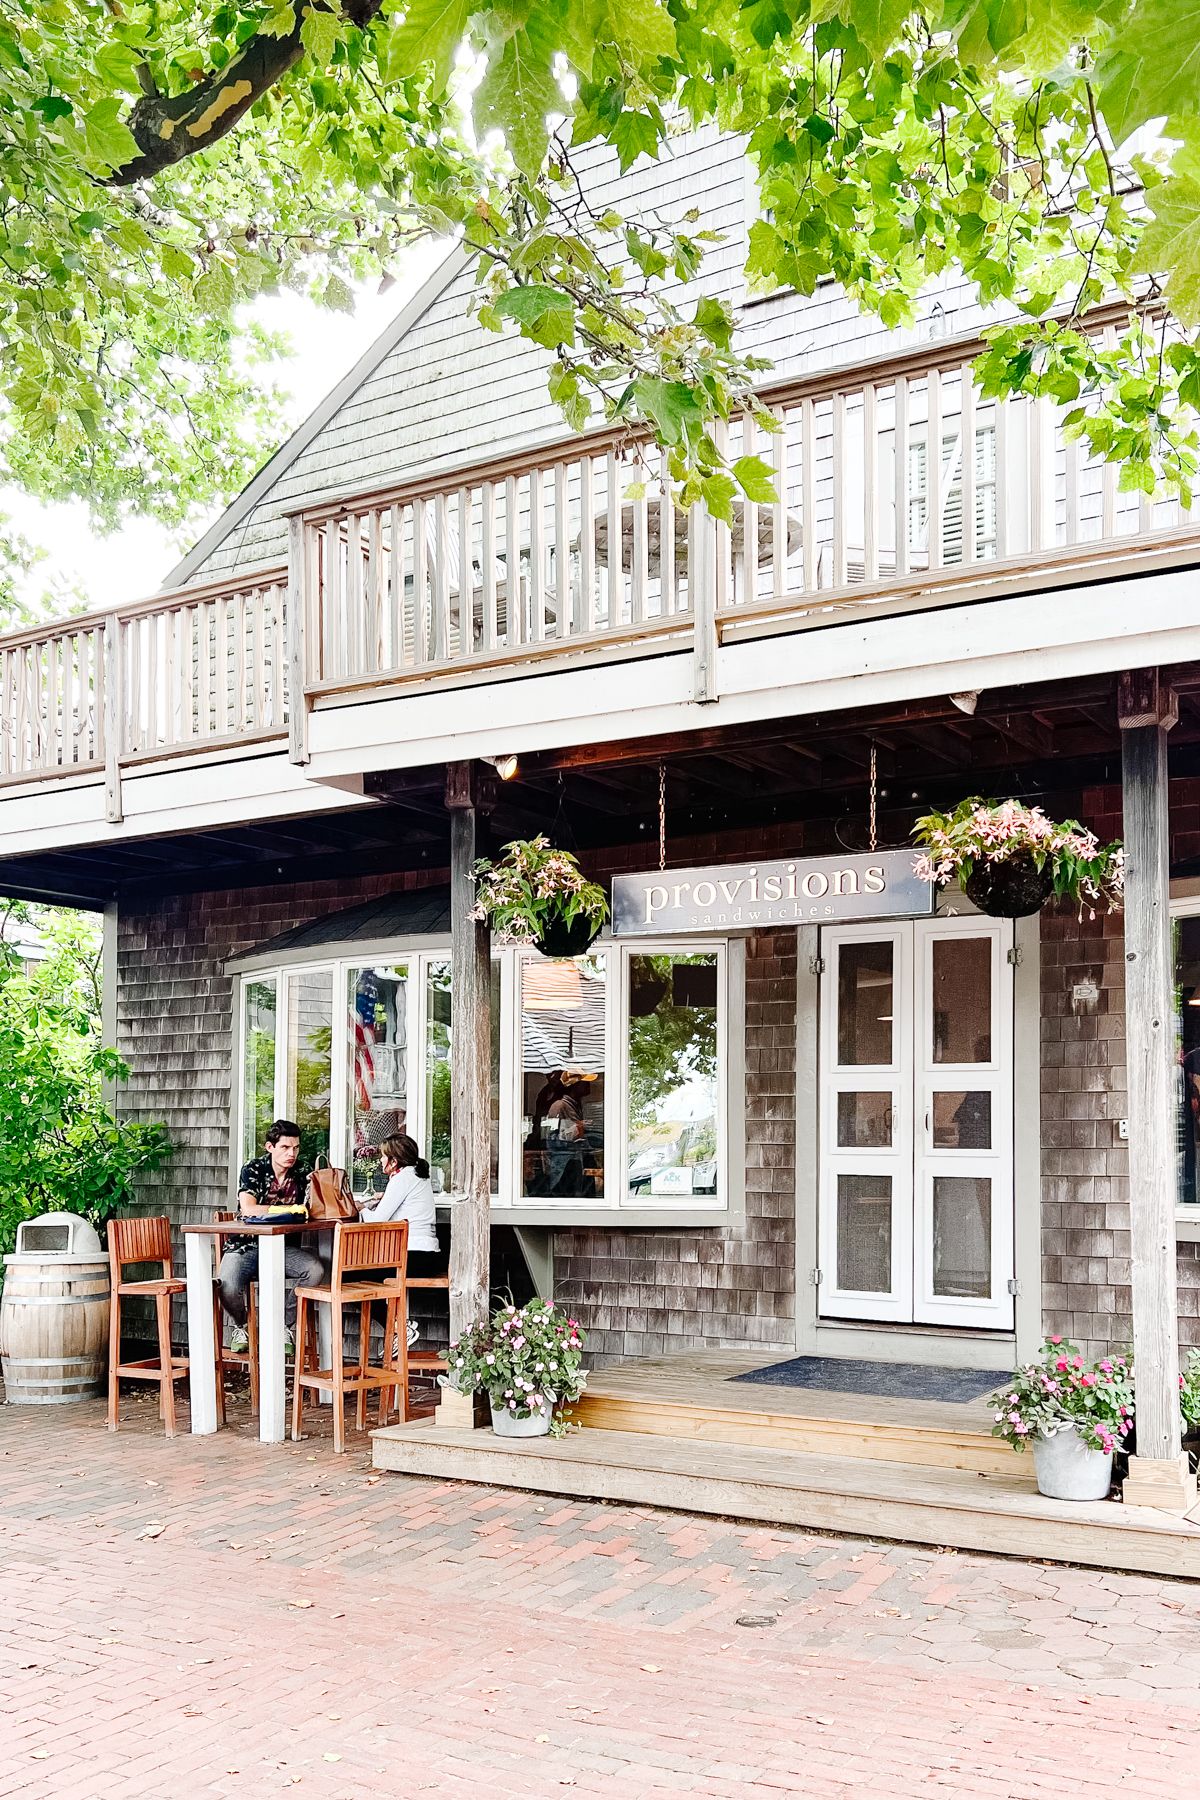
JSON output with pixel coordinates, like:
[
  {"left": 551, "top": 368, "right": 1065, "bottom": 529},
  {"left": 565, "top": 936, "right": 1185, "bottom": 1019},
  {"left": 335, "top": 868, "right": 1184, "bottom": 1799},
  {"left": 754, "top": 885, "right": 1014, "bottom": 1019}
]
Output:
[
  {"left": 912, "top": 798, "right": 1123, "bottom": 919},
  {"left": 471, "top": 836, "right": 609, "bottom": 958},
  {"left": 987, "top": 1337, "right": 1134, "bottom": 1500},
  {"left": 444, "top": 1297, "right": 587, "bottom": 1437}
]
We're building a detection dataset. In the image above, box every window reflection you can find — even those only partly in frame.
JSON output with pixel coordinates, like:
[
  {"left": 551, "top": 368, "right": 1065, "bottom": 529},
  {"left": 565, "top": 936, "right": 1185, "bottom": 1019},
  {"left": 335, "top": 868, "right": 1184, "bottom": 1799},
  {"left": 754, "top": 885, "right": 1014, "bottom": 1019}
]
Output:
[
  {"left": 1176, "top": 917, "right": 1200, "bottom": 1206},
  {"left": 242, "top": 977, "right": 277, "bottom": 1161},
  {"left": 837, "top": 941, "right": 894, "bottom": 1066},
  {"left": 627, "top": 953, "right": 718, "bottom": 1199},
  {"left": 285, "top": 968, "right": 332, "bottom": 1166},
  {"left": 347, "top": 964, "right": 408, "bottom": 1198},
  {"left": 521, "top": 955, "right": 606, "bottom": 1199},
  {"left": 424, "top": 959, "right": 502, "bottom": 1195}
]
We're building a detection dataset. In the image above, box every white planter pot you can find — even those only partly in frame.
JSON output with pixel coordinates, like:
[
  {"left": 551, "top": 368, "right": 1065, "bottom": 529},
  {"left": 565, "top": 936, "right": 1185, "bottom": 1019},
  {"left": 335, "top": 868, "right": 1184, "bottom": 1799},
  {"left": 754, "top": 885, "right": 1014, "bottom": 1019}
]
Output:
[
  {"left": 1032, "top": 1424, "right": 1113, "bottom": 1501},
  {"left": 490, "top": 1396, "right": 553, "bottom": 1437}
]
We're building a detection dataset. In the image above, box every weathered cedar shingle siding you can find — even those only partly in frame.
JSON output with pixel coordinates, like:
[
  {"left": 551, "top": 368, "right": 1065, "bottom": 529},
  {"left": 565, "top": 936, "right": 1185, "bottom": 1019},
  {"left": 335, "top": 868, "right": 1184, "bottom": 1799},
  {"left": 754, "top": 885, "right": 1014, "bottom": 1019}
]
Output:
[
  {"left": 554, "top": 930, "right": 797, "bottom": 1363},
  {"left": 1039, "top": 780, "right": 1200, "bottom": 1361}
]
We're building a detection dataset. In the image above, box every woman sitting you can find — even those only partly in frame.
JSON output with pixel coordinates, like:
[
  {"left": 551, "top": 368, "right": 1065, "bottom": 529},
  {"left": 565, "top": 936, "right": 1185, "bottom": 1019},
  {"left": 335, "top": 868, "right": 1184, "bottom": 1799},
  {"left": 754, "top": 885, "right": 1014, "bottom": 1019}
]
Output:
[{"left": 357, "top": 1133, "right": 444, "bottom": 1279}]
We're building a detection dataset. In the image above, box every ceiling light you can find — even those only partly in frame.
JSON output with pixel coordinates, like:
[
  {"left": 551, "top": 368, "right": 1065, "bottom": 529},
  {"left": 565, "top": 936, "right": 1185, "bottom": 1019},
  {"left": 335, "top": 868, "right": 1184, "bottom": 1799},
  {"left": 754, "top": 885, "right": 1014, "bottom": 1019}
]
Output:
[
  {"left": 484, "top": 753, "right": 519, "bottom": 781},
  {"left": 949, "top": 690, "right": 980, "bottom": 716}
]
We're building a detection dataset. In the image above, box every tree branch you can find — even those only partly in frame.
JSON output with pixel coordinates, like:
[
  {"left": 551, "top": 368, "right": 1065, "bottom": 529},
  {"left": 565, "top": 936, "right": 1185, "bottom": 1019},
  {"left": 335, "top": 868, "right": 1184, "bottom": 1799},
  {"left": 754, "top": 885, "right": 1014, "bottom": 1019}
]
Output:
[{"left": 105, "top": 1, "right": 384, "bottom": 186}]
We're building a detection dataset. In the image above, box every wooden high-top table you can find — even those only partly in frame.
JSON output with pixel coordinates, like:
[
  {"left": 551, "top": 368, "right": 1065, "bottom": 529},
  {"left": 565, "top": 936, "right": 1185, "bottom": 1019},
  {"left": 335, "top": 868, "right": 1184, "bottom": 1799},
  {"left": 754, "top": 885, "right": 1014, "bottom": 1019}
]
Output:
[{"left": 183, "top": 1219, "right": 324, "bottom": 1443}]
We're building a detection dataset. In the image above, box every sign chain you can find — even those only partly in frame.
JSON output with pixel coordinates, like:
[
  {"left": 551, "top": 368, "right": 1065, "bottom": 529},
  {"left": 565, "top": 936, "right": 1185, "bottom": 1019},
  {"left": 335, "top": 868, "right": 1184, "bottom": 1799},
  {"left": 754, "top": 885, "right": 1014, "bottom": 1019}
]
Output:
[
  {"left": 869, "top": 743, "right": 878, "bottom": 853},
  {"left": 658, "top": 762, "right": 666, "bottom": 872}
]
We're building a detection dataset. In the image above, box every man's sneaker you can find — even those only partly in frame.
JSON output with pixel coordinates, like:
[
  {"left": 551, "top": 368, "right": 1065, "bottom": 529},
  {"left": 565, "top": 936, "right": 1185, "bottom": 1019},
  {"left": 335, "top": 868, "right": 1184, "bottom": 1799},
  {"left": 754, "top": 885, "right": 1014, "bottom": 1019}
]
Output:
[
  {"left": 283, "top": 1328, "right": 295, "bottom": 1356},
  {"left": 230, "top": 1328, "right": 249, "bottom": 1355}
]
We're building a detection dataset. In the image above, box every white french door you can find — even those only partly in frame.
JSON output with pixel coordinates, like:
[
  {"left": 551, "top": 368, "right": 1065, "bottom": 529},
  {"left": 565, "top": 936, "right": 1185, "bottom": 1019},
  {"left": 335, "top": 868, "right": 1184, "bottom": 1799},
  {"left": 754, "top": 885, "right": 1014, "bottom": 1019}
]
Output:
[{"left": 818, "top": 916, "right": 1014, "bottom": 1331}]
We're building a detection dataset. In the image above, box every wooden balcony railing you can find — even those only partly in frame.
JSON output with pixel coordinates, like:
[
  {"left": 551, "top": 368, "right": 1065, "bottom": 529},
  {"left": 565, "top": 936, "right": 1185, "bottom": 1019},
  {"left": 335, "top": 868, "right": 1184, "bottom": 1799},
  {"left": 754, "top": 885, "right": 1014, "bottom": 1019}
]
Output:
[
  {"left": 289, "top": 326, "right": 1200, "bottom": 743},
  {"left": 0, "top": 567, "right": 287, "bottom": 819},
  {"left": 2, "top": 326, "right": 1199, "bottom": 804}
]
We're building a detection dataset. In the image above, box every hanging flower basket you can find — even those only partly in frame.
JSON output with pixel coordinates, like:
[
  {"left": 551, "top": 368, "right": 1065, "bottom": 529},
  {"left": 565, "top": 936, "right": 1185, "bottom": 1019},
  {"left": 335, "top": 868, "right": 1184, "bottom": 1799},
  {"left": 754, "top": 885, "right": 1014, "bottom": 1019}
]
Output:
[
  {"left": 964, "top": 856, "right": 1055, "bottom": 919},
  {"left": 912, "top": 798, "right": 1123, "bottom": 919},
  {"left": 470, "top": 836, "right": 609, "bottom": 957},
  {"left": 535, "top": 907, "right": 602, "bottom": 959}
]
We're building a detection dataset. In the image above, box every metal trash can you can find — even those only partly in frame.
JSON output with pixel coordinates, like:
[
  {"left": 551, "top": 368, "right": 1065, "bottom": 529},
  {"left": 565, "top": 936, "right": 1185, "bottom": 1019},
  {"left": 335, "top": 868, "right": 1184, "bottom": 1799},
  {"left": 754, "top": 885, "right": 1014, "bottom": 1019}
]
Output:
[{"left": 0, "top": 1214, "right": 111, "bottom": 1404}]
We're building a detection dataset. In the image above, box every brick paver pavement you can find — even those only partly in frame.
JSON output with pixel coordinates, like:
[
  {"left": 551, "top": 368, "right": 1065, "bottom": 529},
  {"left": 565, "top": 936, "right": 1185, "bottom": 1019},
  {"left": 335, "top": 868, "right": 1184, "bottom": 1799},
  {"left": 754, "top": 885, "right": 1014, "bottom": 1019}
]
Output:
[{"left": 2, "top": 1389, "right": 1199, "bottom": 1799}]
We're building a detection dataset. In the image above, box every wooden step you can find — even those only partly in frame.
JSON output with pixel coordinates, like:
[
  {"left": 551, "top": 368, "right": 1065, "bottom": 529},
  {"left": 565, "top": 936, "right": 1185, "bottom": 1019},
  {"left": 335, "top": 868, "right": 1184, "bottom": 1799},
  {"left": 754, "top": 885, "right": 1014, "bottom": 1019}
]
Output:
[
  {"left": 572, "top": 1387, "right": 1023, "bottom": 1480},
  {"left": 371, "top": 1420, "right": 1200, "bottom": 1581}
]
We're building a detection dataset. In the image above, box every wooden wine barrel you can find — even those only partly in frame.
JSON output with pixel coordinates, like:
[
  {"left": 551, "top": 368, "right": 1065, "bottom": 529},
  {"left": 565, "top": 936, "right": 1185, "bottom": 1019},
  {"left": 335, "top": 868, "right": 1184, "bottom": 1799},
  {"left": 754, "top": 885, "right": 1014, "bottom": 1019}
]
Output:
[{"left": 0, "top": 1255, "right": 111, "bottom": 1404}]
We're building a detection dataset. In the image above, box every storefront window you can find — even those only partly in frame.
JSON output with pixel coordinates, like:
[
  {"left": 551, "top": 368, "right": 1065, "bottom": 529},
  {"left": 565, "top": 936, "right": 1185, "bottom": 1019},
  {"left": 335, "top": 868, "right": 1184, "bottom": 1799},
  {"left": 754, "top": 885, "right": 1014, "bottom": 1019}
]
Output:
[
  {"left": 521, "top": 954, "right": 607, "bottom": 1200},
  {"left": 346, "top": 964, "right": 408, "bottom": 1199},
  {"left": 1176, "top": 916, "right": 1200, "bottom": 1206},
  {"left": 424, "top": 959, "right": 502, "bottom": 1194},
  {"left": 626, "top": 952, "right": 719, "bottom": 1199},
  {"left": 241, "top": 977, "right": 277, "bottom": 1161},
  {"left": 285, "top": 967, "right": 333, "bottom": 1166},
  {"left": 236, "top": 938, "right": 731, "bottom": 1214}
]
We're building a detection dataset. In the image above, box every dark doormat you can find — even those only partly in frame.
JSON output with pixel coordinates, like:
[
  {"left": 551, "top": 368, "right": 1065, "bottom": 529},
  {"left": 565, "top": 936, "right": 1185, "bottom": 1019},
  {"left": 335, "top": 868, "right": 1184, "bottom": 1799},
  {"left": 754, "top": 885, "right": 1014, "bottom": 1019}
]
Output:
[{"left": 731, "top": 1355, "right": 1009, "bottom": 1405}]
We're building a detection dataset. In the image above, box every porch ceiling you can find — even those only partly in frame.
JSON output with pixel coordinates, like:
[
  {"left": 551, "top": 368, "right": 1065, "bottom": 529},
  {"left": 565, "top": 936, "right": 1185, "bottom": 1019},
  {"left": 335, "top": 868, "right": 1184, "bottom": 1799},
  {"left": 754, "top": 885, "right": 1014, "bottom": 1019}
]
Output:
[{"left": 7, "top": 668, "right": 1200, "bottom": 908}]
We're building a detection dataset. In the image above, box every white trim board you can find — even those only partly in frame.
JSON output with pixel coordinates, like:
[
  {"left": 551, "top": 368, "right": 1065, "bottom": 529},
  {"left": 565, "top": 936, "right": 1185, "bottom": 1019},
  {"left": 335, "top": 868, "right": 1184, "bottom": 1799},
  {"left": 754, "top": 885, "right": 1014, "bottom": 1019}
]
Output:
[{"left": 303, "top": 562, "right": 1200, "bottom": 784}]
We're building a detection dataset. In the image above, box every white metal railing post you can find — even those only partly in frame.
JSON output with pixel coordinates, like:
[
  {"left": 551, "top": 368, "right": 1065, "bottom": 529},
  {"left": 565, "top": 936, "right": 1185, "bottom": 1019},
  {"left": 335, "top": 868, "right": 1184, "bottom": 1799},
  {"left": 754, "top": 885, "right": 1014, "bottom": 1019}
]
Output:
[{"left": 690, "top": 503, "right": 718, "bottom": 703}]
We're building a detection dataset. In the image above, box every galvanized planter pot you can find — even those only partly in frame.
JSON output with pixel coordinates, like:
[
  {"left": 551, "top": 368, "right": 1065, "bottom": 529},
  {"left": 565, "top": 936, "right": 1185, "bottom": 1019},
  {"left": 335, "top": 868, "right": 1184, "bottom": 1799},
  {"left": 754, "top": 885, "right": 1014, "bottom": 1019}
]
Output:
[{"left": 1032, "top": 1424, "right": 1113, "bottom": 1501}]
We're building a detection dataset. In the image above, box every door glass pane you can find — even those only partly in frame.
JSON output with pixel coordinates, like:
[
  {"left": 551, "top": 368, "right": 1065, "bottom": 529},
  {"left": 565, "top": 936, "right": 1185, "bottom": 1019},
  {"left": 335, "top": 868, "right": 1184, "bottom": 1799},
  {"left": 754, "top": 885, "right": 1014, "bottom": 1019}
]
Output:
[
  {"left": 931, "top": 936, "right": 992, "bottom": 1063},
  {"left": 1175, "top": 916, "right": 1200, "bottom": 1206},
  {"left": 931, "top": 1090, "right": 992, "bottom": 1150},
  {"left": 836, "top": 1173, "right": 892, "bottom": 1292},
  {"left": 424, "top": 959, "right": 503, "bottom": 1195},
  {"left": 521, "top": 953, "right": 606, "bottom": 1200},
  {"left": 837, "top": 942, "right": 894, "bottom": 1066},
  {"left": 626, "top": 953, "right": 719, "bottom": 1199},
  {"left": 284, "top": 968, "right": 332, "bottom": 1166},
  {"left": 932, "top": 1176, "right": 992, "bottom": 1298},
  {"left": 347, "top": 964, "right": 408, "bottom": 1200},
  {"left": 836, "top": 1091, "right": 892, "bottom": 1148},
  {"left": 241, "top": 977, "right": 277, "bottom": 1162}
]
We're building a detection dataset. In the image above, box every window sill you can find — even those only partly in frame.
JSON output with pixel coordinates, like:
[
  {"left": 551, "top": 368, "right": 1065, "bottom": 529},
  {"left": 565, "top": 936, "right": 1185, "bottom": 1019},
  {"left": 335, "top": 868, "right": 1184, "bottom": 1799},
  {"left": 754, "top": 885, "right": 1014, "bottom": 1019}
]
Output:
[
  {"left": 1178, "top": 1211, "right": 1200, "bottom": 1243},
  {"left": 489, "top": 1205, "right": 732, "bottom": 1230}
]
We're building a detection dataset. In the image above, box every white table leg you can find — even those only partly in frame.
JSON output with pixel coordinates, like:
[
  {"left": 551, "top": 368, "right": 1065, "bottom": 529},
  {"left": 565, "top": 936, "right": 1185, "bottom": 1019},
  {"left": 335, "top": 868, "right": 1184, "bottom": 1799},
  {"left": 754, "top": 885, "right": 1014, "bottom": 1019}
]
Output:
[
  {"left": 184, "top": 1234, "right": 218, "bottom": 1436},
  {"left": 258, "top": 1236, "right": 286, "bottom": 1444}
]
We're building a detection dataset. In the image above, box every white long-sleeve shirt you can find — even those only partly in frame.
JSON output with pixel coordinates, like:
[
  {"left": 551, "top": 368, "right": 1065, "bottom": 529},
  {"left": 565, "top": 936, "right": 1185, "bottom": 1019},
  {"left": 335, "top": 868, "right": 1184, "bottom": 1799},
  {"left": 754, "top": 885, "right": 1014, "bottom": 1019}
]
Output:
[{"left": 359, "top": 1165, "right": 439, "bottom": 1253}]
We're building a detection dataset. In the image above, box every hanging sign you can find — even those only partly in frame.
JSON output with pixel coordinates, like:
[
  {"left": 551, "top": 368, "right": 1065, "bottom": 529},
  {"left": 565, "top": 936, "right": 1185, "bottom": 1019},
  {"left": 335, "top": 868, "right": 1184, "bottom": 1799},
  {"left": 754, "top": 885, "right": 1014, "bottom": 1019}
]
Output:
[{"left": 611, "top": 848, "right": 933, "bottom": 936}]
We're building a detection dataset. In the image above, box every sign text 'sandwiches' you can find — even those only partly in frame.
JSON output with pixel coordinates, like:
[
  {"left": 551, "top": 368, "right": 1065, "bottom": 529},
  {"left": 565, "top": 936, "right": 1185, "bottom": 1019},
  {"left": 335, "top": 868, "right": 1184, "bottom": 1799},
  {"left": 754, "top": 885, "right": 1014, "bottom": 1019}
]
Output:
[{"left": 611, "top": 849, "right": 933, "bottom": 936}]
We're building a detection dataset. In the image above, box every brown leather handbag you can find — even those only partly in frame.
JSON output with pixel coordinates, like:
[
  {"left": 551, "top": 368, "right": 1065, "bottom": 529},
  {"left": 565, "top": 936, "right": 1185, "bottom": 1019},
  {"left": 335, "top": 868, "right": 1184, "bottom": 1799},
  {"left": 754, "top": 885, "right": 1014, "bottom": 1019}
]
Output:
[{"left": 307, "top": 1155, "right": 357, "bottom": 1222}]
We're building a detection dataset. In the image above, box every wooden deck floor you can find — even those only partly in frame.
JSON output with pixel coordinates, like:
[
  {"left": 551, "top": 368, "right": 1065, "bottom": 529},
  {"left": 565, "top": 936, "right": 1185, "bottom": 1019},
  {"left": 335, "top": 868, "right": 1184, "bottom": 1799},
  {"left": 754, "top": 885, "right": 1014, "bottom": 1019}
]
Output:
[
  {"left": 372, "top": 1350, "right": 1200, "bottom": 1579},
  {"left": 572, "top": 1348, "right": 1020, "bottom": 1478}
]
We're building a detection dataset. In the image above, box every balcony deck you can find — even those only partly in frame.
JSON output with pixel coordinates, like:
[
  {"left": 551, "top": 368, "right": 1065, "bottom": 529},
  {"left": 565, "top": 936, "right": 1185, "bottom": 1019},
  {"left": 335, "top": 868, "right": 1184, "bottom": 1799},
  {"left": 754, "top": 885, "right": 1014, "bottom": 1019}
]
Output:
[{"left": 4, "top": 328, "right": 1200, "bottom": 858}]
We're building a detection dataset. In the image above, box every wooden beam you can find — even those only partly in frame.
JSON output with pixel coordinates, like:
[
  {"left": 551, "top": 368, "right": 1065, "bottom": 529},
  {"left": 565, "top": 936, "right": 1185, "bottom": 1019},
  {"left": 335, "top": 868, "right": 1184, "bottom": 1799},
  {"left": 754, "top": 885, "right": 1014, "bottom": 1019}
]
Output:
[
  {"left": 442, "top": 759, "right": 492, "bottom": 1429},
  {"left": 1118, "top": 669, "right": 1194, "bottom": 1512}
]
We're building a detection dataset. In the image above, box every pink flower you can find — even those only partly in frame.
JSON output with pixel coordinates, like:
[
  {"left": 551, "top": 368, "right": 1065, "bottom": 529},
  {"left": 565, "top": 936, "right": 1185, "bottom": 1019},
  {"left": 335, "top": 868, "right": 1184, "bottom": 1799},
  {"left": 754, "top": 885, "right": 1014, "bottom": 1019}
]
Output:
[
  {"left": 1072, "top": 1356, "right": 1083, "bottom": 1369},
  {"left": 1080, "top": 1373, "right": 1095, "bottom": 1387},
  {"left": 1014, "top": 1422, "right": 1029, "bottom": 1435},
  {"left": 1056, "top": 1358, "right": 1069, "bottom": 1372},
  {"left": 1049, "top": 1336, "right": 1063, "bottom": 1346}
]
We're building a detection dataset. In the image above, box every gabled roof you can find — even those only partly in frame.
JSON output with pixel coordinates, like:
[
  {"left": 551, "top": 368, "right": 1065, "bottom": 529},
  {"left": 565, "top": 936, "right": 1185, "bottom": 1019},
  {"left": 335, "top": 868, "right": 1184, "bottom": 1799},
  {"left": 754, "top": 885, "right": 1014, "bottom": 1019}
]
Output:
[
  {"left": 227, "top": 885, "right": 451, "bottom": 968},
  {"left": 163, "top": 244, "right": 470, "bottom": 590}
]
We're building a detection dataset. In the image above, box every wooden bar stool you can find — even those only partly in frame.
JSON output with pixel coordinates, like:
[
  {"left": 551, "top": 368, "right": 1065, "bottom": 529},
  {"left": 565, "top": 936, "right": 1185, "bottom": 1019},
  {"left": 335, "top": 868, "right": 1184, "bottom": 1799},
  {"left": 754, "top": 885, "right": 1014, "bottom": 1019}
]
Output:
[
  {"left": 405, "top": 1272, "right": 451, "bottom": 1377},
  {"left": 292, "top": 1220, "right": 412, "bottom": 1454},
  {"left": 107, "top": 1216, "right": 189, "bottom": 1438},
  {"left": 212, "top": 1212, "right": 259, "bottom": 1422}
]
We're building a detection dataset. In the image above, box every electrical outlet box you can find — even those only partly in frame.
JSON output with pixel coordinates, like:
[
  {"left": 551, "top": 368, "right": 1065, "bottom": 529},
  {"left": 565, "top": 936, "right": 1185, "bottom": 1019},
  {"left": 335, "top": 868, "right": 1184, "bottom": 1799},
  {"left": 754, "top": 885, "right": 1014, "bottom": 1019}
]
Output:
[{"left": 1117, "top": 1119, "right": 1129, "bottom": 1142}]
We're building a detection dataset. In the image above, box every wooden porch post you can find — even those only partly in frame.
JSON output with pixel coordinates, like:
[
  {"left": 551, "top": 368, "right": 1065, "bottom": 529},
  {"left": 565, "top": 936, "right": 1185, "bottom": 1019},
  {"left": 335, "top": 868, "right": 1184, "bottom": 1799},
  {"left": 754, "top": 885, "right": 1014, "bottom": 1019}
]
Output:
[
  {"left": 439, "top": 759, "right": 492, "bottom": 1429},
  {"left": 1118, "top": 669, "right": 1195, "bottom": 1512}
]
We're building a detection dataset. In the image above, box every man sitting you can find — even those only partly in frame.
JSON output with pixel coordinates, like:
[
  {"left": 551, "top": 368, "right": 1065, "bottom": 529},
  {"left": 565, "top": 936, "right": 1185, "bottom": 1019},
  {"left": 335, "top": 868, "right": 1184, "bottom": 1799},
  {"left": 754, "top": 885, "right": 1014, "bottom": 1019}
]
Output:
[{"left": 219, "top": 1119, "right": 325, "bottom": 1354}]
